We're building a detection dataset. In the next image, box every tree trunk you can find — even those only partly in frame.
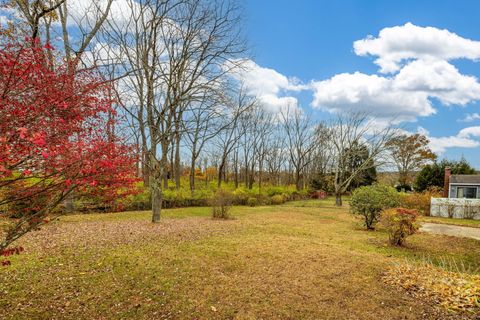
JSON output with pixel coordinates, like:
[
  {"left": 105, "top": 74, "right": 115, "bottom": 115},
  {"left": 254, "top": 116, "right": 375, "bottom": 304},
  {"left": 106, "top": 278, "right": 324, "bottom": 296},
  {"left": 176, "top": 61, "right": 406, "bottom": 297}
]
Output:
[
  {"left": 295, "top": 170, "right": 302, "bottom": 191},
  {"left": 224, "top": 164, "right": 228, "bottom": 183},
  {"left": 162, "top": 146, "right": 169, "bottom": 189},
  {"left": 258, "top": 162, "right": 262, "bottom": 193},
  {"left": 150, "top": 153, "right": 163, "bottom": 223},
  {"left": 169, "top": 141, "right": 175, "bottom": 185},
  {"left": 218, "top": 161, "right": 225, "bottom": 188},
  {"left": 189, "top": 157, "right": 196, "bottom": 194},
  {"left": 233, "top": 150, "right": 239, "bottom": 188},
  {"left": 244, "top": 164, "right": 249, "bottom": 188},
  {"left": 175, "top": 133, "right": 181, "bottom": 189},
  {"left": 335, "top": 193, "right": 343, "bottom": 206},
  {"left": 163, "top": 172, "right": 169, "bottom": 189},
  {"left": 234, "top": 165, "right": 238, "bottom": 188},
  {"left": 398, "top": 171, "right": 408, "bottom": 186},
  {"left": 64, "top": 194, "right": 74, "bottom": 213},
  {"left": 151, "top": 179, "right": 162, "bottom": 223},
  {"left": 142, "top": 149, "right": 150, "bottom": 187}
]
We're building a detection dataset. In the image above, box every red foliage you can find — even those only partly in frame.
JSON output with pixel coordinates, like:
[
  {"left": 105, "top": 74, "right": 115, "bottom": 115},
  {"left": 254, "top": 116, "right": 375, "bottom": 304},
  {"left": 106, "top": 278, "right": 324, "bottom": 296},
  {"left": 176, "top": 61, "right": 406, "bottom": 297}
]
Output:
[
  {"left": 1, "top": 246, "right": 24, "bottom": 256},
  {"left": 0, "top": 246, "right": 24, "bottom": 266},
  {"left": 310, "top": 190, "right": 327, "bottom": 199},
  {"left": 0, "top": 40, "right": 138, "bottom": 253}
]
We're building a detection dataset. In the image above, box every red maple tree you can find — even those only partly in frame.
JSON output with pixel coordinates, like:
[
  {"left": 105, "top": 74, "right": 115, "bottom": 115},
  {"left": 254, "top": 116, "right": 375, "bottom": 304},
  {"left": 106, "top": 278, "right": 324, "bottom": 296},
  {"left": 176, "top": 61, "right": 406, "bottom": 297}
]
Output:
[{"left": 0, "top": 40, "right": 138, "bottom": 260}]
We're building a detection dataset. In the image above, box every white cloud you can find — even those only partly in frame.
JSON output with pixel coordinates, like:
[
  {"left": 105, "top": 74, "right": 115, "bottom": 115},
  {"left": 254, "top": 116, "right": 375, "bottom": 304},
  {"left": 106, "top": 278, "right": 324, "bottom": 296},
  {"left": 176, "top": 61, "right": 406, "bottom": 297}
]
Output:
[
  {"left": 67, "top": 0, "right": 137, "bottom": 28},
  {"left": 311, "top": 24, "right": 480, "bottom": 121},
  {"left": 228, "top": 59, "right": 306, "bottom": 114},
  {"left": 429, "top": 136, "right": 479, "bottom": 154},
  {"left": 459, "top": 113, "right": 480, "bottom": 122},
  {"left": 0, "top": 15, "right": 8, "bottom": 25},
  {"left": 310, "top": 71, "right": 434, "bottom": 121},
  {"left": 458, "top": 126, "right": 480, "bottom": 138},
  {"left": 354, "top": 22, "right": 480, "bottom": 73},
  {"left": 417, "top": 126, "right": 480, "bottom": 154},
  {"left": 394, "top": 59, "right": 480, "bottom": 105}
]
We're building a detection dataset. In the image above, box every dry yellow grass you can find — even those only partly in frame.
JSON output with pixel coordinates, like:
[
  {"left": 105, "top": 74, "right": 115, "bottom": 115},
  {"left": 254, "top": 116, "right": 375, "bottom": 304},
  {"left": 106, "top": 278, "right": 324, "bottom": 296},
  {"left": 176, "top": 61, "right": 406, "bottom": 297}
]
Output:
[
  {"left": 384, "top": 261, "right": 480, "bottom": 314},
  {"left": 1, "top": 200, "right": 479, "bottom": 319}
]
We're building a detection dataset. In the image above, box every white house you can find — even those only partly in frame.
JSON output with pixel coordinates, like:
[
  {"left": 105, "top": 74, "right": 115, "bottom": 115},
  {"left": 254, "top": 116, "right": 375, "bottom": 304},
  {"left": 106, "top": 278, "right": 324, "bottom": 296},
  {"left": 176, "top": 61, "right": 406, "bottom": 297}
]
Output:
[
  {"left": 430, "top": 167, "right": 480, "bottom": 219},
  {"left": 447, "top": 175, "right": 480, "bottom": 199}
]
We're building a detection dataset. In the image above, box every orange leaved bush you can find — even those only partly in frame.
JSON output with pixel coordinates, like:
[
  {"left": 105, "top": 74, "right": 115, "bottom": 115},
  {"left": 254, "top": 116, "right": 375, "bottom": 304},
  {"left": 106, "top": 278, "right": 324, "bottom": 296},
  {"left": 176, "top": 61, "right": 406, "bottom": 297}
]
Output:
[{"left": 381, "top": 208, "right": 419, "bottom": 246}]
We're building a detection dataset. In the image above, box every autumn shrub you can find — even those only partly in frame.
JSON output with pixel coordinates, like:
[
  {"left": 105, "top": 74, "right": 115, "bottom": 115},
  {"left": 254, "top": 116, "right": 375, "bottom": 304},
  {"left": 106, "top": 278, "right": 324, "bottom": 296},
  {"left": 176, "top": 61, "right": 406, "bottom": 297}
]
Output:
[
  {"left": 381, "top": 208, "right": 419, "bottom": 246},
  {"left": 400, "top": 187, "right": 442, "bottom": 216},
  {"left": 350, "top": 184, "right": 401, "bottom": 229},
  {"left": 2, "top": 180, "right": 50, "bottom": 218},
  {"left": 247, "top": 197, "right": 257, "bottom": 207},
  {"left": 0, "top": 42, "right": 138, "bottom": 255},
  {"left": 210, "top": 189, "right": 233, "bottom": 219},
  {"left": 271, "top": 194, "right": 285, "bottom": 205}
]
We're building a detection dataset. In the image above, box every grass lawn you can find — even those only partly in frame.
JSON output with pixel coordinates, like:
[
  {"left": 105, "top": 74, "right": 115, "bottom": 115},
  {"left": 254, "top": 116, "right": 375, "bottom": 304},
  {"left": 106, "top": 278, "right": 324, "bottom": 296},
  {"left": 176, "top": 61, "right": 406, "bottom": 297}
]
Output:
[{"left": 1, "top": 198, "right": 479, "bottom": 319}]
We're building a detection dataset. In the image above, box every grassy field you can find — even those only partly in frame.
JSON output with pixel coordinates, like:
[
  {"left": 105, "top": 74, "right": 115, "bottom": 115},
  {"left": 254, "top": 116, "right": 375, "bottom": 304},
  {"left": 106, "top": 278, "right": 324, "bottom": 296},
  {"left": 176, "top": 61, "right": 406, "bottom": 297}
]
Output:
[{"left": 1, "top": 198, "right": 479, "bottom": 319}]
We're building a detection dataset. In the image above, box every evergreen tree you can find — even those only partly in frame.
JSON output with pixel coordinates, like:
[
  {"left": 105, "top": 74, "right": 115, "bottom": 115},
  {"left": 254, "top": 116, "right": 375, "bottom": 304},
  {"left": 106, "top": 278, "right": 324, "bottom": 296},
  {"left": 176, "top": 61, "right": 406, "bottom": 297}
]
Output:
[{"left": 415, "top": 158, "right": 476, "bottom": 191}]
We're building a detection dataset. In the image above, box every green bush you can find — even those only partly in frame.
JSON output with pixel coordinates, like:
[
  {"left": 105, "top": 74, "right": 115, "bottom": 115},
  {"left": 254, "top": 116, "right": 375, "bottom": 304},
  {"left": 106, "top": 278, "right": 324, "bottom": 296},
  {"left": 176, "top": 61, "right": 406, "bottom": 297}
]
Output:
[
  {"left": 210, "top": 189, "right": 233, "bottom": 219},
  {"left": 270, "top": 194, "right": 285, "bottom": 205},
  {"left": 350, "top": 184, "right": 401, "bottom": 229},
  {"left": 118, "top": 185, "right": 151, "bottom": 211},
  {"left": 265, "top": 186, "right": 286, "bottom": 197},
  {"left": 381, "top": 208, "right": 419, "bottom": 246},
  {"left": 247, "top": 197, "right": 258, "bottom": 207},
  {"left": 232, "top": 188, "right": 249, "bottom": 205},
  {"left": 66, "top": 177, "right": 302, "bottom": 213}
]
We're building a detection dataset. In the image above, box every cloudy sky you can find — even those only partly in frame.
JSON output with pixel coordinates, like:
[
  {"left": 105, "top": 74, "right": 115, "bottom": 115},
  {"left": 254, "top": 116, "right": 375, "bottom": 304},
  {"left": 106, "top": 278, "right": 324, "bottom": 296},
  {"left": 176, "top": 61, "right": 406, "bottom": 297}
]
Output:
[
  {"left": 241, "top": 0, "right": 480, "bottom": 168},
  {"left": 2, "top": 0, "right": 479, "bottom": 166}
]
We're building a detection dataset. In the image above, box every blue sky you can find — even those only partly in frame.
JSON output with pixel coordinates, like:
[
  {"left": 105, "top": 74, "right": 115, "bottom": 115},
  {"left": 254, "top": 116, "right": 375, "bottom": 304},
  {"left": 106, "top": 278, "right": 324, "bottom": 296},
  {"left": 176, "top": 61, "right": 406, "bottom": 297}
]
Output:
[
  {"left": 1, "top": 0, "right": 479, "bottom": 167},
  {"left": 242, "top": 0, "right": 480, "bottom": 168}
]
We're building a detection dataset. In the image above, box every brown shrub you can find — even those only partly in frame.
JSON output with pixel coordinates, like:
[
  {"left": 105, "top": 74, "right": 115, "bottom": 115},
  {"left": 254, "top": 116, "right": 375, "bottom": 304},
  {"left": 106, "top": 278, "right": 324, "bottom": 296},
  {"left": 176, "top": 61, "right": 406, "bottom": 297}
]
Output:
[
  {"left": 210, "top": 189, "right": 233, "bottom": 219},
  {"left": 381, "top": 208, "right": 419, "bottom": 246},
  {"left": 401, "top": 187, "right": 443, "bottom": 216},
  {"left": 270, "top": 194, "right": 285, "bottom": 205}
]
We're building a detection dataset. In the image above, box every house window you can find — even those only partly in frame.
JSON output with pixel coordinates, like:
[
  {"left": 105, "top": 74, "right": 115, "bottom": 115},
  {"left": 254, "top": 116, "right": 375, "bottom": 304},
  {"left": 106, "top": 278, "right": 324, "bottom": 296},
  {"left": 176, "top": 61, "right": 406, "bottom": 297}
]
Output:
[{"left": 456, "top": 187, "right": 477, "bottom": 199}]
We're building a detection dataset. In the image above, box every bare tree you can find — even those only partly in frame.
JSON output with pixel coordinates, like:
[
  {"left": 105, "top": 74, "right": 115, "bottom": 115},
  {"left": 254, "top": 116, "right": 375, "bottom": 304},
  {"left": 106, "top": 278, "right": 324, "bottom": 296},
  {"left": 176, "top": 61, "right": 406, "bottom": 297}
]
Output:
[
  {"left": 327, "top": 113, "right": 397, "bottom": 206},
  {"left": 264, "top": 130, "right": 287, "bottom": 186},
  {"left": 238, "top": 104, "right": 273, "bottom": 190},
  {"left": 183, "top": 97, "right": 225, "bottom": 193},
  {"left": 307, "top": 122, "right": 333, "bottom": 191},
  {"left": 58, "top": 0, "right": 113, "bottom": 67},
  {"left": 215, "top": 88, "right": 254, "bottom": 188},
  {"left": 100, "top": 0, "right": 246, "bottom": 222},
  {"left": 280, "top": 106, "right": 316, "bottom": 191},
  {"left": 13, "top": 0, "right": 66, "bottom": 40}
]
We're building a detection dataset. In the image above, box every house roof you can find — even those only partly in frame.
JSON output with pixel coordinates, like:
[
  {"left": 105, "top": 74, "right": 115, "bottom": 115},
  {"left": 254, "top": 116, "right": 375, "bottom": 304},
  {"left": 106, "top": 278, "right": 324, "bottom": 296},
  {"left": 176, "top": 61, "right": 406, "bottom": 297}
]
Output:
[{"left": 450, "top": 175, "right": 480, "bottom": 184}]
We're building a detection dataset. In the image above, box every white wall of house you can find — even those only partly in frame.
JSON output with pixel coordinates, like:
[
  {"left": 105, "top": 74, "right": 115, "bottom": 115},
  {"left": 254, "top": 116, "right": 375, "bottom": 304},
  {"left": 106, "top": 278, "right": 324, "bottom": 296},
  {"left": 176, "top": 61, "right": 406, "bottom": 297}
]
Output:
[{"left": 430, "top": 198, "right": 480, "bottom": 220}]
